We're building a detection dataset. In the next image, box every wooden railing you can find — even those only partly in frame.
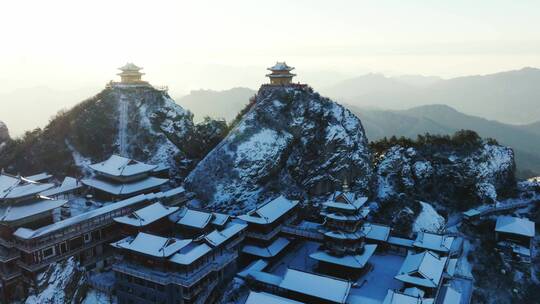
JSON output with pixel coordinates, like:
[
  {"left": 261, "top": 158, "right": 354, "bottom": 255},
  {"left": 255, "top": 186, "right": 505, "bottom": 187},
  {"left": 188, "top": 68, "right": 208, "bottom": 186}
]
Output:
[{"left": 113, "top": 251, "right": 237, "bottom": 288}]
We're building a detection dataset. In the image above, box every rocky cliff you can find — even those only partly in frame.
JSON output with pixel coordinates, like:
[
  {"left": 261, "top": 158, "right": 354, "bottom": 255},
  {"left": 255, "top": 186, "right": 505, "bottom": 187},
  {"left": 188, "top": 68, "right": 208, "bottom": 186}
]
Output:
[
  {"left": 186, "top": 85, "right": 373, "bottom": 214},
  {"left": 373, "top": 132, "right": 516, "bottom": 211}
]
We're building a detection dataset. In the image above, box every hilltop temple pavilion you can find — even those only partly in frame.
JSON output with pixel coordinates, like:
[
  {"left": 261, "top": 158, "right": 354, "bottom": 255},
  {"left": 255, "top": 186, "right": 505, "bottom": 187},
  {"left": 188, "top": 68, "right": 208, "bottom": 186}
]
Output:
[
  {"left": 117, "top": 63, "right": 147, "bottom": 84},
  {"left": 266, "top": 62, "right": 296, "bottom": 85}
]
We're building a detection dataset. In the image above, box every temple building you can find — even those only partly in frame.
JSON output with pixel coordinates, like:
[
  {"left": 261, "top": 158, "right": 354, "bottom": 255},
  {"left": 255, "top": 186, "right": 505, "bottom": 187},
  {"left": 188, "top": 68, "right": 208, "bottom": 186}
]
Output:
[
  {"left": 117, "top": 63, "right": 147, "bottom": 84},
  {"left": 495, "top": 216, "right": 535, "bottom": 263},
  {"left": 310, "top": 183, "right": 378, "bottom": 277},
  {"left": 238, "top": 196, "right": 298, "bottom": 262},
  {"left": 111, "top": 221, "right": 246, "bottom": 304},
  {"left": 0, "top": 172, "right": 67, "bottom": 301},
  {"left": 82, "top": 155, "right": 169, "bottom": 200},
  {"left": 171, "top": 207, "right": 231, "bottom": 237},
  {"left": 394, "top": 250, "right": 448, "bottom": 291},
  {"left": 266, "top": 62, "right": 296, "bottom": 85}
]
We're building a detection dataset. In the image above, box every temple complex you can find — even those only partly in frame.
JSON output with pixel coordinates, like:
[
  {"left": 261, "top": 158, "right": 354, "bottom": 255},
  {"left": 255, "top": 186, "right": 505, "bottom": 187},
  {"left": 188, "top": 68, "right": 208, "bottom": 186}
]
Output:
[{"left": 266, "top": 62, "right": 296, "bottom": 85}]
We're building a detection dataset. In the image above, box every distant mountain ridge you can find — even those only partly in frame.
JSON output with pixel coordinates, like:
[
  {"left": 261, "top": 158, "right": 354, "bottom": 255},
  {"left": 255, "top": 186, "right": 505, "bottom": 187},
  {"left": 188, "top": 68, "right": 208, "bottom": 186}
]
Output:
[
  {"left": 349, "top": 104, "right": 540, "bottom": 177},
  {"left": 175, "top": 87, "right": 256, "bottom": 122},
  {"left": 323, "top": 67, "right": 540, "bottom": 124}
]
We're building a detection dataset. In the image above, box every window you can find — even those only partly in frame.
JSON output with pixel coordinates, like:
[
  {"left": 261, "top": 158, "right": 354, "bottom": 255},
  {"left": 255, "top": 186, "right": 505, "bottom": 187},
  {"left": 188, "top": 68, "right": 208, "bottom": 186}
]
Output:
[
  {"left": 42, "top": 246, "right": 55, "bottom": 259},
  {"left": 60, "top": 242, "right": 68, "bottom": 254},
  {"left": 84, "top": 233, "right": 92, "bottom": 243}
]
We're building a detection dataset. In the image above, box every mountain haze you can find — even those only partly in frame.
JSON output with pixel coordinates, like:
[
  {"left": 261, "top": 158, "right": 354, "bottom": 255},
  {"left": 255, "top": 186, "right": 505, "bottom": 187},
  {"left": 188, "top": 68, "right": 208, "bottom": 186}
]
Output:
[
  {"left": 175, "top": 87, "right": 256, "bottom": 122},
  {"left": 323, "top": 67, "right": 540, "bottom": 124}
]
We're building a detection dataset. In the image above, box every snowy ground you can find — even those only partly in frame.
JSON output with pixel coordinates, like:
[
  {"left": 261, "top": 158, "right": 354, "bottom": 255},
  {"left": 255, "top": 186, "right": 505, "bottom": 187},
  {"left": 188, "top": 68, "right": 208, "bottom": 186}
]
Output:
[
  {"left": 265, "top": 240, "right": 406, "bottom": 304},
  {"left": 269, "top": 240, "right": 320, "bottom": 276},
  {"left": 413, "top": 201, "right": 445, "bottom": 233},
  {"left": 348, "top": 254, "right": 405, "bottom": 304},
  {"left": 82, "top": 290, "right": 116, "bottom": 304}
]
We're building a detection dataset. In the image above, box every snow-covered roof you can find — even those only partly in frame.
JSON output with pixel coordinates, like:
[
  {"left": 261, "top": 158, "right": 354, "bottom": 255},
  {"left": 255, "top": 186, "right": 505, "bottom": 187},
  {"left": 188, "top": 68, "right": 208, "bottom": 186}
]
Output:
[
  {"left": 114, "top": 202, "right": 179, "bottom": 227},
  {"left": 324, "top": 230, "right": 363, "bottom": 240},
  {"left": 3, "top": 182, "right": 55, "bottom": 199},
  {"left": 81, "top": 176, "right": 168, "bottom": 196},
  {"left": 436, "top": 285, "right": 461, "bottom": 304},
  {"left": 279, "top": 269, "right": 351, "bottom": 304},
  {"left": 246, "top": 270, "right": 283, "bottom": 286},
  {"left": 0, "top": 174, "right": 20, "bottom": 194},
  {"left": 242, "top": 237, "right": 290, "bottom": 258},
  {"left": 118, "top": 62, "right": 143, "bottom": 71},
  {"left": 245, "top": 292, "right": 304, "bottom": 304},
  {"left": 113, "top": 232, "right": 191, "bottom": 258},
  {"left": 267, "top": 62, "right": 295, "bottom": 72},
  {"left": 0, "top": 198, "right": 67, "bottom": 223},
  {"left": 238, "top": 196, "right": 298, "bottom": 224},
  {"left": 40, "top": 177, "right": 82, "bottom": 197},
  {"left": 361, "top": 223, "right": 391, "bottom": 241},
  {"left": 495, "top": 216, "right": 535, "bottom": 237},
  {"left": 169, "top": 242, "right": 212, "bottom": 265},
  {"left": 383, "top": 290, "right": 434, "bottom": 304},
  {"left": 176, "top": 209, "right": 212, "bottom": 229},
  {"left": 24, "top": 172, "right": 52, "bottom": 182},
  {"left": 395, "top": 251, "right": 447, "bottom": 288},
  {"left": 413, "top": 232, "right": 455, "bottom": 253},
  {"left": 204, "top": 222, "right": 247, "bottom": 247},
  {"left": 211, "top": 212, "right": 230, "bottom": 226},
  {"left": 237, "top": 259, "right": 269, "bottom": 279},
  {"left": 0, "top": 173, "right": 55, "bottom": 200},
  {"left": 309, "top": 244, "right": 377, "bottom": 269},
  {"left": 388, "top": 236, "right": 414, "bottom": 248},
  {"left": 88, "top": 155, "right": 157, "bottom": 178},
  {"left": 14, "top": 191, "right": 160, "bottom": 240}
]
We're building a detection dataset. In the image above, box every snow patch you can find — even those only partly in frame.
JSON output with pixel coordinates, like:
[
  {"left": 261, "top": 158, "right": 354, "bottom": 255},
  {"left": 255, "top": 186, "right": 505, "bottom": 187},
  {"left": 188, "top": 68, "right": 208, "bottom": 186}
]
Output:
[{"left": 413, "top": 201, "right": 445, "bottom": 233}]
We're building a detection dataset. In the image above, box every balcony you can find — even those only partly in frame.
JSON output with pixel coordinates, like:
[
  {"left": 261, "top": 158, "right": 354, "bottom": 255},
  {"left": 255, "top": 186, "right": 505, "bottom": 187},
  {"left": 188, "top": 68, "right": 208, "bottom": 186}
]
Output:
[
  {"left": 113, "top": 250, "right": 237, "bottom": 288},
  {"left": 0, "top": 268, "right": 22, "bottom": 281},
  {"left": 0, "top": 250, "right": 20, "bottom": 263},
  {"left": 17, "top": 233, "right": 118, "bottom": 273}
]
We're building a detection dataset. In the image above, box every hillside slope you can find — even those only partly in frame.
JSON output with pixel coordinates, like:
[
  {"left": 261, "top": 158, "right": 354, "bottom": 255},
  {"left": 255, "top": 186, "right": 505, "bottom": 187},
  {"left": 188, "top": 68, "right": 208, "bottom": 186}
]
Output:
[
  {"left": 186, "top": 85, "right": 373, "bottom": 214},
  {"left": 0, "top": 85, "right": 227, "bottom": 178}
]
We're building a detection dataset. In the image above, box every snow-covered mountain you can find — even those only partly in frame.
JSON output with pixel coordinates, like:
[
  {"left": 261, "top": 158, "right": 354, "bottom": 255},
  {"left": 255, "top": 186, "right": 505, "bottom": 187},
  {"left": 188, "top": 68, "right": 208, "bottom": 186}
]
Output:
[
  {"left": 0, "top": 85, "right": 227, "bottom": 178},
  {"left": 186, "top": 85, "right": 373, "bottom": 214}
]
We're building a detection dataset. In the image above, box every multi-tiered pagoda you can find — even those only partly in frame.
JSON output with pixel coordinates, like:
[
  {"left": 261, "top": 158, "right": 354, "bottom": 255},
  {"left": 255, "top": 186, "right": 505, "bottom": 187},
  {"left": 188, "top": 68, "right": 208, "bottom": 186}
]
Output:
[
  {"left": 266, "top": 62, "right": 296, "bottom": 85},
  {"left": 117, "top": 62, "right": 147, "bottom": 84},
  {"left": 310, "top": 182, "right": 376, "bottom": 277}
]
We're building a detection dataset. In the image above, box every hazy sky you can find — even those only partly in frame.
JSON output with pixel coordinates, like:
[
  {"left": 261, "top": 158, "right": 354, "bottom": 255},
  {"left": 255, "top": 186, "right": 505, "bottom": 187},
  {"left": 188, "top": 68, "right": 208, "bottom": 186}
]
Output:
[{"left": 1, "top": 0, "right": 540, "bottom": 96}]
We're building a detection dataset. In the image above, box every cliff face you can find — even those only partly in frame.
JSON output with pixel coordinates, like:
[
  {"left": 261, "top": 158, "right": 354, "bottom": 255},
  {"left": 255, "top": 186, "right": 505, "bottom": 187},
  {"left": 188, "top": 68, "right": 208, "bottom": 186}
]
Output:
[
  {"left": 0, "top": 86, "right": 227, "bottom": 178},
  {"left": 186, "top": 85, "right": 373, "bottom": 214}
]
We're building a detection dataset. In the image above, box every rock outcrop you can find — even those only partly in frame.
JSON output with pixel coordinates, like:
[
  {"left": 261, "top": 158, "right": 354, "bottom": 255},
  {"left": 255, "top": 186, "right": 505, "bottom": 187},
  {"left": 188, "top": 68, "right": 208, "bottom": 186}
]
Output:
[
  {"left": 375, "top": 141, "right": 515, "bottom": 209},
  {"left": 186, "top": 85, "right": 373, "bottom": 214}
]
